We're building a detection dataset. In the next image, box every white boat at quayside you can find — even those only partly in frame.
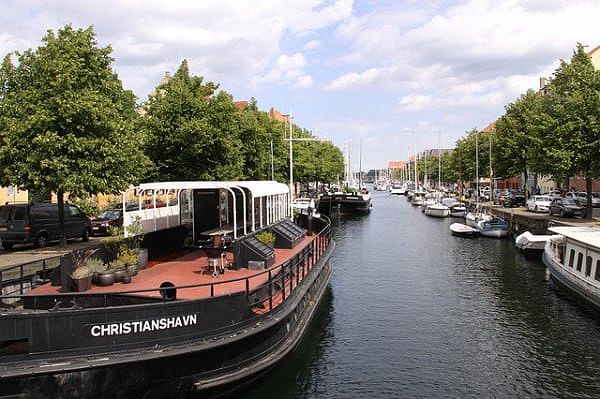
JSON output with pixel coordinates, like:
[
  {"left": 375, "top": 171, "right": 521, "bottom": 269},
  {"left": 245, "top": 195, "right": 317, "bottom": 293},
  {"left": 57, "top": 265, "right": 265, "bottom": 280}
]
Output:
[
  {"left": 424, "top": 202, "right": 450, "bottom": 218},
  {"left": 543, "top": 226, "right": 600, "bottom": 310},
  {"left": 449, "top": 222, "right": 479, "bottom": 238},
  {"left": 476, "top": 216, "right": 510, "bottom": 238},
  {"left": 515, "top": 231, "right": 561, "bottom": 254}
]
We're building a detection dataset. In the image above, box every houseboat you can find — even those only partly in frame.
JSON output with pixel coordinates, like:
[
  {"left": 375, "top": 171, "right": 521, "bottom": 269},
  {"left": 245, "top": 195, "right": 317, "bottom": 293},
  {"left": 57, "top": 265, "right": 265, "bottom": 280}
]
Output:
[
  {"left": 0, "top": 181, "right": 335, "bottom": 398},
  {"left": 542, "top": 226, "right": 600, "bottom": 310},
  {"left": 317, "top": 190, "right": 371, "bottom": 215}
]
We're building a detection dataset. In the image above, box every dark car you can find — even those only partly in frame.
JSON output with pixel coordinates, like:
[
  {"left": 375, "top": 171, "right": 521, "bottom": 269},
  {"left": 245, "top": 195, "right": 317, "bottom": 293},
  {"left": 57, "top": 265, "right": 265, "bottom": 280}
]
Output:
[
  {"left": 0, "top": 202, "right": 91, "bottom": 249},
  {"left": 91, "top": 209, "right": 123, "bottom": 236},
  {"left": 549, "top": 198, "right": 585, "bottom": 218},
  {"left": 503, "top": 190, "right": 526, "bottom": 207}
]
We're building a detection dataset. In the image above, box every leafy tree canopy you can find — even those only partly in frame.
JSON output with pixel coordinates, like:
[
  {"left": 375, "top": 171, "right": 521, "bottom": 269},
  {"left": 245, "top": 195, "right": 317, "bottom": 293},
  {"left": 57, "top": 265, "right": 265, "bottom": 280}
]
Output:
[{"left": 0, "top": 25, "right": 148, "bottom": 196}]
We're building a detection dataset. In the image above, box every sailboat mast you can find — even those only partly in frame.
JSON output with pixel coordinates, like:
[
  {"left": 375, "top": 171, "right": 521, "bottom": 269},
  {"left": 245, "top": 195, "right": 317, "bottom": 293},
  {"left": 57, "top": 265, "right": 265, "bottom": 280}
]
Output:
[
  {"left": 438, "top": 130, "right": 441, "bottom": 190},
  {"left": 359, "top": 138, "right": 363, "bottom": 189},
  {"left": 475, "top": 130, "right": 479, "bottom": 207},
  {"left": 489, "top": 132, "right": 493, "bottom": 200}
]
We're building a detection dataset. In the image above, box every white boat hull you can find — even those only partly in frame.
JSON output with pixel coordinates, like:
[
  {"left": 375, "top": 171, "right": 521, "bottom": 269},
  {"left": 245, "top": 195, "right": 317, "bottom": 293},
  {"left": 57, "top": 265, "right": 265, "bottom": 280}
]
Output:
[
  {"left": 515, "top": 231, "right": 560, "bottom": 252},
  {"left": 476, "top": 217, "right": 510, "bottom": 238},
  {"left": 449, "top": 222, "right": 479, "bottom": 237},
  {"left": 543, "top": 245, "right": 600, "bottom": 310},
  {"left": 425, "top": 205, "right": 450, "bottom": 218}
]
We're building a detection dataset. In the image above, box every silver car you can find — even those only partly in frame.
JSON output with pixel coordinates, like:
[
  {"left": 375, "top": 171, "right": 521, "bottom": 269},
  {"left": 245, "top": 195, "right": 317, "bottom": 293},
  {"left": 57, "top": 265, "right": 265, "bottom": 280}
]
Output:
[{"left": 526, "top": 195, "right": 552, "bottom": 213}]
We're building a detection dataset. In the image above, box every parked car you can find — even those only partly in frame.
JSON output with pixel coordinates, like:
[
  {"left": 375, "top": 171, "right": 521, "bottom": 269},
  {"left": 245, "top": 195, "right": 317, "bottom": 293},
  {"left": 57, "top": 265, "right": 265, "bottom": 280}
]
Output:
[
  {"left": 526, "top": 195, "right": 552, "bottom": 213},
  {"left": 574, "top": 192, "right": 600, "bottom": 207},
  {"left": 494, "top": 190, "right": 509, "bottom": 205},
  {"left": 549, "top": 198, "right": 585, "bottom": 218},
  {"left": 503, "top": 190, "right": 526, "bottom": 207},
  {"left": 0, "top": 202, "right": 92, "bottom": 249},
  {"left": 91, "top": 208, "right": 123, "bottom": 236}
]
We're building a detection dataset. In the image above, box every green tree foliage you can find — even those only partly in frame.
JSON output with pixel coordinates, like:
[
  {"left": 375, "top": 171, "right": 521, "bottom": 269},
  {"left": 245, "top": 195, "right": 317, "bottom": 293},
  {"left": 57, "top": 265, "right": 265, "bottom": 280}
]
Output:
[
  {"left": 0, "top": 25, "right": 148, "bottom": 246},
  {"left": 494, "top": 90, "right": 543, "bottom": 189},
  {"left": 141, "top": 60, "right": 243, "bottom": 181},
  {"left": 541, "top": 43, "right": 600, "bottom": 213}
]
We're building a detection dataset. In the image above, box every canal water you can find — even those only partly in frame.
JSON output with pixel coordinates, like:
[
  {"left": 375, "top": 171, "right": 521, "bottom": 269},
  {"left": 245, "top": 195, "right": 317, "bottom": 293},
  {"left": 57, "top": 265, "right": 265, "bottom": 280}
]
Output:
[{"left": 239, "top": 191, "right": 600, "bottom": 399}]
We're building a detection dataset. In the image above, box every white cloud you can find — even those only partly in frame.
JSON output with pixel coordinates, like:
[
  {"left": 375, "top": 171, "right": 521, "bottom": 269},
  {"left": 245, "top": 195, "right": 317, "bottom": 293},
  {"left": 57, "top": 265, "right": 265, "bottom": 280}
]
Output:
[
  {"left": 251, "top": 52, "right": 313, "bottom": 88},
  {"left": 303, "top": 40, "right": 321, "bottom": 51},
  {"left": 327, "top": 67, "right": 393, "bottom": 90}
]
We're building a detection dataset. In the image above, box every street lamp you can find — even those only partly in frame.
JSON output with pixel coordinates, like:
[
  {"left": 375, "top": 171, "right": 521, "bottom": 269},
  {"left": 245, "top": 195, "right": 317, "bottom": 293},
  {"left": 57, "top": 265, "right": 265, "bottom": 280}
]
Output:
[{"left": 283, "top": 113, "right": 329, "bottom": 200}]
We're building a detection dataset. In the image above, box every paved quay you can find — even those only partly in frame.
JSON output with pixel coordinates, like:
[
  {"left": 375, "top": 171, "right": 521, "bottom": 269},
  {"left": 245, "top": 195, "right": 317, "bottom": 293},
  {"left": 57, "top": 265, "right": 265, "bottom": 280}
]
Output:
[{"left": 0, "top": 237, "right": 104, "bottom": 271}]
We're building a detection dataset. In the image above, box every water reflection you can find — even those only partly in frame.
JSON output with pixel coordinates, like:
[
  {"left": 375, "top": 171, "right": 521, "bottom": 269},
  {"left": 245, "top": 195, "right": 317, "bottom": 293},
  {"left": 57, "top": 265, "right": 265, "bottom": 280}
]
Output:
[{"left": 238, "top": 192, "right": 600, "bottom": 398}]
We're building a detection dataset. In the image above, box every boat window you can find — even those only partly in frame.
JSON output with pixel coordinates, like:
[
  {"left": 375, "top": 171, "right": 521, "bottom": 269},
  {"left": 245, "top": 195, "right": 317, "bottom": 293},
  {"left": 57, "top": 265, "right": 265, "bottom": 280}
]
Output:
[
  {"left": 568, "top": 249, "right": 575, "bottom": 267},
  {"left": 586, "top": 256, "right": 593, "bottom": 277},
  {"left": 596, "top": 260, "right": 600, "bottom": 282},
  {"left": 576, "top": 252, "right": 583, "bottom": 272}
]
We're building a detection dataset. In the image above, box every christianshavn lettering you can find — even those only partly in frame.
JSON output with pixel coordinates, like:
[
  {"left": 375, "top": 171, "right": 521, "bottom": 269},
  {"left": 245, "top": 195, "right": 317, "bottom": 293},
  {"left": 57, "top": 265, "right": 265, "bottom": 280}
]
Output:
[{"left": 90, "top": 314, "right": 197, "bottom": 337}]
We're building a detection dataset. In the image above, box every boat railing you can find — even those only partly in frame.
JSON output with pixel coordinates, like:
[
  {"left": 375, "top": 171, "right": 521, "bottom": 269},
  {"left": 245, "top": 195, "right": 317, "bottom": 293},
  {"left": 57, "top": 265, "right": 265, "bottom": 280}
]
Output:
[{"left": 0, "top": 216, "right": 332, "bottom": 312}]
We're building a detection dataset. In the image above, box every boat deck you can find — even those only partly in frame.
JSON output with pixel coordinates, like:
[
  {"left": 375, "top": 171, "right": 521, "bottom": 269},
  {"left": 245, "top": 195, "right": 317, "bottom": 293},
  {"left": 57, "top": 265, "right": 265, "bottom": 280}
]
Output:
[{"left": 28, "top": 235, "right": 315, "bottom": 301}]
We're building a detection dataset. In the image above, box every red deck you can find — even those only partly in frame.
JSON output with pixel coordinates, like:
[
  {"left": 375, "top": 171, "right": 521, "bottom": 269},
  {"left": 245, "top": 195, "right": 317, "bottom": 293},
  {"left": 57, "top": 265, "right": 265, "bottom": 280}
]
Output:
[{"left": 30, "top": 235, "right": 317, "bottom": 301}]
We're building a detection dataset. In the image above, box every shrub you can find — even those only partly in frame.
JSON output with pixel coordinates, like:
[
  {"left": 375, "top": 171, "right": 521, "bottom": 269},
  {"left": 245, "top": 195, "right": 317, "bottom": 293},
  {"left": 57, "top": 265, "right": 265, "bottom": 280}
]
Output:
[{"left": 255, "top": 230, "right": 275, "bottom": 246}]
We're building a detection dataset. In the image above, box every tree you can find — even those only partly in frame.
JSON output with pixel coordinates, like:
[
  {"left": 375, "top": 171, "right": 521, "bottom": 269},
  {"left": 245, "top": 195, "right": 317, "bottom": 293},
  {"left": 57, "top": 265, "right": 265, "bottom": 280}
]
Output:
[
  {"left": 542, "top": 43, "right": 600, "bottom": 215},
  {"left": 141, "top": 60, "right": 244, "bottom": 181},
  {"left": 0, "top": 25, "right": 148, "bottom": 246},
  {"left": 494, "top": 90, "right": 544, "bottom": 193}
]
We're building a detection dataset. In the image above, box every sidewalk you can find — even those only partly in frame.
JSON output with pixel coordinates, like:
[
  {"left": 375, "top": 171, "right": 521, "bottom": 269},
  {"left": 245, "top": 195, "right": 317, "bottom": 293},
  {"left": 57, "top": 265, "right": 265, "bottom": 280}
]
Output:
[{"left": 0, "top": 237, "right": 104, "bottom": 271}]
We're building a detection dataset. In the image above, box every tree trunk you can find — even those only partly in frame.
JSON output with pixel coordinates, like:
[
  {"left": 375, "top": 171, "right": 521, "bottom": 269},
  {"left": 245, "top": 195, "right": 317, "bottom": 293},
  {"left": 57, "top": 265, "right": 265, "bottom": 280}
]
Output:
[
  {"left": 57, "top": 190, "right": 66, "bottom": 248},
  {"left": 586, "top": 176, "right": 593, "bottom": 219}
]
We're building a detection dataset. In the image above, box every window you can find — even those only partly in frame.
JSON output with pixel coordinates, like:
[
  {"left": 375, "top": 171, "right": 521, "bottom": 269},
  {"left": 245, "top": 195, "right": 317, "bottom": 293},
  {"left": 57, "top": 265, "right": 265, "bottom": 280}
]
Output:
[
  {"left": 586, "top": 256, "right": 593, "bottom": 277},
  {"left": 67, "top": 205, "right": 81, "bottom": 217},
  {"left": 569, "top": 249, "right": 575, "bottom": 267},
  {"left": 595, "top": 260, "right": 600, "bottom": 282},
  {"left": 576, "top": 252, "right": 583, "bottom": 272},
  {"left": 13, "top": 207, "right": 26, "bottom": 221}
]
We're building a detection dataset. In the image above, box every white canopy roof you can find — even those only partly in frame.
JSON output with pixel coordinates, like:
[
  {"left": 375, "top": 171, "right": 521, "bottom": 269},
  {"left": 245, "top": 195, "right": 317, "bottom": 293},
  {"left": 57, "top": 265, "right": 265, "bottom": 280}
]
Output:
[
  {"left": 136, "top": 180, "right": 289, "bottom": 198},
  {"left": 548, "top": 226, "right": 600, "bottom": 249}
]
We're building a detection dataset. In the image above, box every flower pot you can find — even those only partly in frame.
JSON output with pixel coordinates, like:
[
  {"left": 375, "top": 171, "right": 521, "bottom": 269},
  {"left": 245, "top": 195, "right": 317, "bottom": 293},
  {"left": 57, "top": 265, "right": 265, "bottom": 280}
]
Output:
[
  {"left": 97, "top": 272, "right": 115, "bottom": 286},
  {"left": 72, "top": 275, "right": 92, "bottom": 292},
  {"left": 137, "top": 248, "right": 148, "bottom": 270},
  {"left": 126, "top": 264, "right": 138, "bottom": 276},
  {"left": 114, "top": 269, "right": 126, "bottom": 283}
]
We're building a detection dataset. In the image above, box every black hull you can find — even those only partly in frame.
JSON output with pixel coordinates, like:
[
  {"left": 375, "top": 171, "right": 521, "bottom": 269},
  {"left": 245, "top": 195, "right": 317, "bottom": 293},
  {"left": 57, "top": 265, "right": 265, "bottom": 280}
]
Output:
[
  {"left": 0, "top": 245, "right": 335, "bottom": 398},
  {"left": 318, "top": 196, "right": 371, "bottom": 215}
]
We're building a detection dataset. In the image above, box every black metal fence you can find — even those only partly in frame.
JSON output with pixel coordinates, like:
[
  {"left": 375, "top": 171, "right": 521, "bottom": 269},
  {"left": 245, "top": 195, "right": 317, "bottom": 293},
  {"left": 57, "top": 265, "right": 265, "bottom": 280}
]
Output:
[{"left": 0, "top": 216, "right": 332, "bottom": 312}]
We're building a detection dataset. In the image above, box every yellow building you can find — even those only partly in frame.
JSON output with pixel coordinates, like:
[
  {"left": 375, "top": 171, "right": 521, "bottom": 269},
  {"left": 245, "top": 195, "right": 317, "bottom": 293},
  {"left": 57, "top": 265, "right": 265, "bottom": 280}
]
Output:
[{"left": 0, "top": 186, "right": 28, "bottom": 205}]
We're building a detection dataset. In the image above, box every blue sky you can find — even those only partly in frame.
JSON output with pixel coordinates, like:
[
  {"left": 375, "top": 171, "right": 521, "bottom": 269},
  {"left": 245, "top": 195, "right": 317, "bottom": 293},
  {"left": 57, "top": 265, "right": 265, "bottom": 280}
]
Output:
[{"left": 1, "top": 0, "right": 599, "bottom": 171}]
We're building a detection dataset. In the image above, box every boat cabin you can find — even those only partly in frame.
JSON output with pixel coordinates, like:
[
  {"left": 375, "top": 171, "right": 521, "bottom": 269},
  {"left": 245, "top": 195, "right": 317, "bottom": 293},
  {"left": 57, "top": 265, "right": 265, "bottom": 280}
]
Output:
[
  {"left": 123, "top": 181, "right": 291, "bottom": 244},
  {"left": 547, "top": 226, "right": 600, "bottom": 286}
]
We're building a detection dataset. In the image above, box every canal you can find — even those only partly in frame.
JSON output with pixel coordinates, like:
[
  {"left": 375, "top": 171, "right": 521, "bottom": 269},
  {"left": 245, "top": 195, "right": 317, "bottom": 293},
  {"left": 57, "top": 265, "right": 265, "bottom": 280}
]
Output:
[{"left": 240, "top": 191, "right": 600, "bottom": 398}]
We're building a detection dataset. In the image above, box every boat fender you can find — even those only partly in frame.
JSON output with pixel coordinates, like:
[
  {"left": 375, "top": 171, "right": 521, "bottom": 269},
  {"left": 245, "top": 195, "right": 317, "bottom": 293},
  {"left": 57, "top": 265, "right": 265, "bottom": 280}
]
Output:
[{"left": 159, "top": 281, "right": 177, "bottom": 301}]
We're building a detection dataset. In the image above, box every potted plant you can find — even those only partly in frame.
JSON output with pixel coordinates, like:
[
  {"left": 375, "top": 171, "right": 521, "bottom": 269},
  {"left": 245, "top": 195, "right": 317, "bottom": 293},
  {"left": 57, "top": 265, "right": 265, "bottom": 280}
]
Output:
[
  {"left": 86, "top": 258, "right": 107, "bottom": 284},
  {"left": 117, "top": 246, "right": 139, "bottom": 277},
  {"left": 255, "top": 230, "right": 276, "bottom": 248},
  {"left": 71, "top": 265, "right": 93, "bottom": 292}
]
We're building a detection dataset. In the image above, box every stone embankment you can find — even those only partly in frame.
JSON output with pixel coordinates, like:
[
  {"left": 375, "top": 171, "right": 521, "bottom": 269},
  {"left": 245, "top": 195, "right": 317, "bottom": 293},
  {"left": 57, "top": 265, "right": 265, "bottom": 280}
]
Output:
[{"left": 471, "top": 201, "right": 600, "bottom": 235}]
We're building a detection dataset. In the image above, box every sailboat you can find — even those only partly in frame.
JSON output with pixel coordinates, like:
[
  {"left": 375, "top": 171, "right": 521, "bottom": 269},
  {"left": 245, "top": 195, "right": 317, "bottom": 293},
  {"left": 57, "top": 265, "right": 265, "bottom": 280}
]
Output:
[
  {"left": 424, "top": 133, "right": 450, "bottom": 218},
  {"left": 465, "top": 130, "right": 491, "bottom": 227},
  {"left": 465, "top": 130, "right": 509, "bottom": 238},
  {"left": 411, "top": 147, "right": 426, "bottom": 206},
  {"left": 336, "top": 138, "right": 371, "bottom": 213}
]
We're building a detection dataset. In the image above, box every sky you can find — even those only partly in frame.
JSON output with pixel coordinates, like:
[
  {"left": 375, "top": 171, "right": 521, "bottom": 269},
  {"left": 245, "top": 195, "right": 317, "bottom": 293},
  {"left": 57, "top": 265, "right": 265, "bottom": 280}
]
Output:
[{"left": 0, "top": 0, "right": 599, "bottom": 172}]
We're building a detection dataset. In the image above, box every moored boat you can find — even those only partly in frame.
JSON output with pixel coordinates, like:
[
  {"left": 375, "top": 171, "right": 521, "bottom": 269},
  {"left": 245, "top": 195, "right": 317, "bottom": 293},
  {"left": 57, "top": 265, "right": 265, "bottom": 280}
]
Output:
[
  {"left": 515, "top": 231, "right": 560, "bottom": 254},
  {"left": 542, "top": 226, "right": 600, "bottom": 310},
  {"left": 0, "top": 181, "right": 335, "bottom": 398},
  {"left": 424, "top": 202, "right": 450, "bottom": 218},
  {"left": 476, "top": 216, "right": 510, "bottom": 238},
  {"left": 450, "top": 222, "right": 479, "bottom": 238},
  {"left": 317, "top": 190, "right": 371, "bottom": 214}
]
